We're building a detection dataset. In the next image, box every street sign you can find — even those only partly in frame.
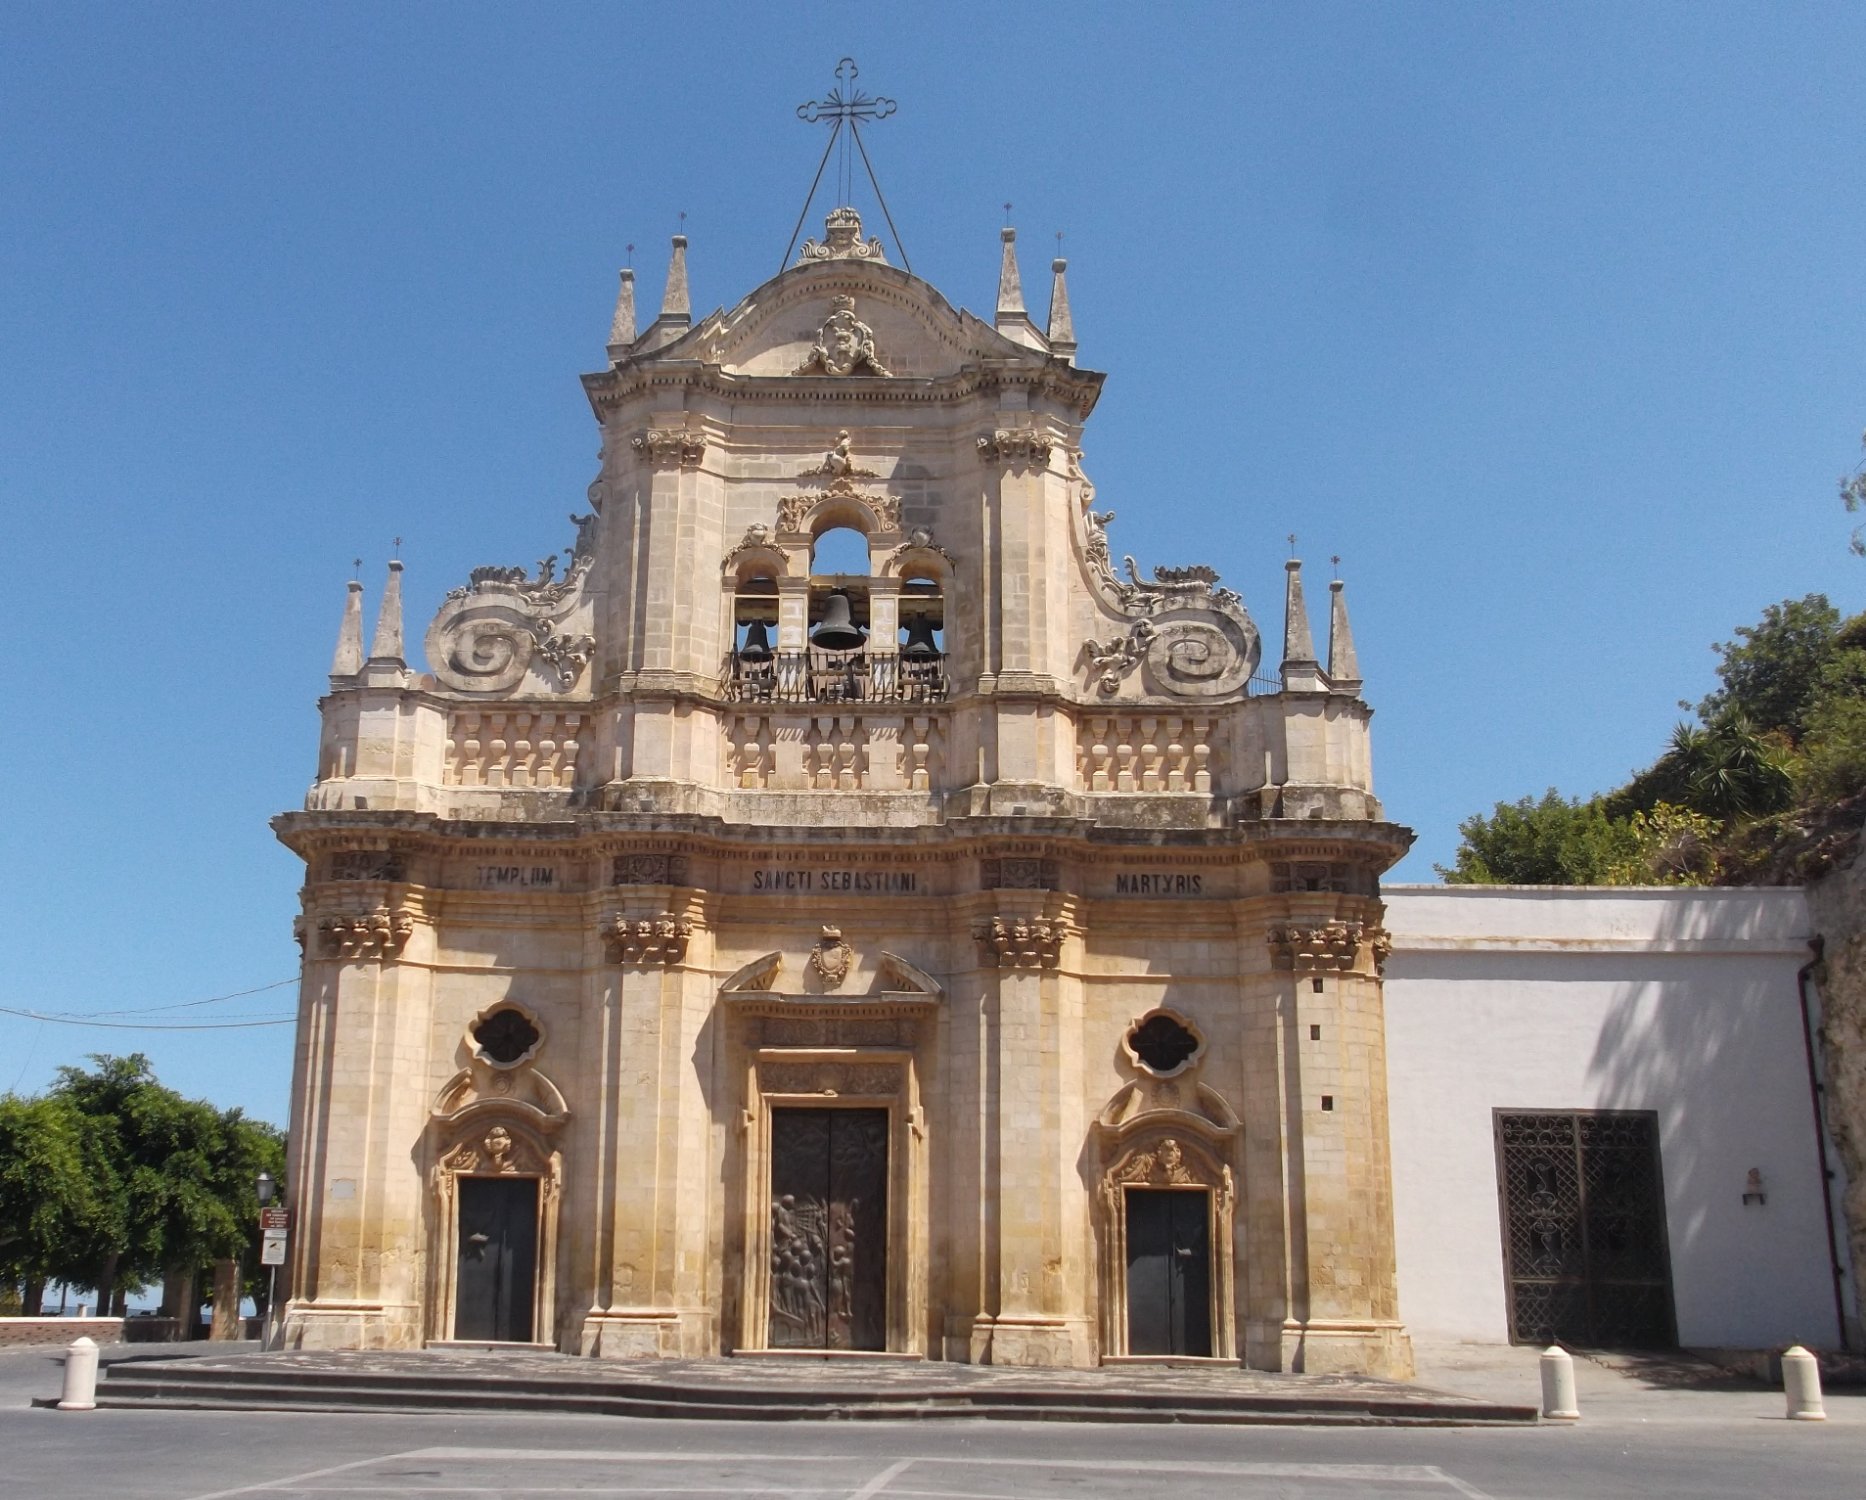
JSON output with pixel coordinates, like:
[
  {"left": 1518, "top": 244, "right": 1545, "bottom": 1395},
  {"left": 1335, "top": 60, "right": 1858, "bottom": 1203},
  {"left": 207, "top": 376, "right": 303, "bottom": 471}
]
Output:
[
  {"left": 260, "top": 1229, "right": 288, "bottom": 1266},
  {"left": 260, "top": 1208, "right": 291, "bottom": 1231}
]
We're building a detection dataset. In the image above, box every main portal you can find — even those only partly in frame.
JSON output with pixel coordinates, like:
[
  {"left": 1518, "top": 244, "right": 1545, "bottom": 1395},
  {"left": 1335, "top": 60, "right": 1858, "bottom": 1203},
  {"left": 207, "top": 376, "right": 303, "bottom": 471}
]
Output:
[{"left": 768, "top": 1108, "right": 889, "bottom": 1350}]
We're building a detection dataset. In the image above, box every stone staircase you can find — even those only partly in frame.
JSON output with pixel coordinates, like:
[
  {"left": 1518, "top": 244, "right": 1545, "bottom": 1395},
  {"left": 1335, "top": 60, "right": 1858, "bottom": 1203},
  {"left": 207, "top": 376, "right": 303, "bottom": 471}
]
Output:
[{"left": 95, "top": 1350, "right": 1539, "bottom": 1426}]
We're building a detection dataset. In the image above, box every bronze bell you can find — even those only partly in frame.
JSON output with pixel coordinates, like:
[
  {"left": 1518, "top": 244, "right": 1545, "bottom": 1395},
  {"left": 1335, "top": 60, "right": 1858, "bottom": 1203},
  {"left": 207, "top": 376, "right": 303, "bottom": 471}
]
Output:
[
  {"left": 900, "top": 616, "right": 941, "bottom": 660},
  {"left": 809, "top": 591, "right": 866, "bottom": 651},
  {"left": 738, "top": 619, "right": 773, "bottom": 661}
]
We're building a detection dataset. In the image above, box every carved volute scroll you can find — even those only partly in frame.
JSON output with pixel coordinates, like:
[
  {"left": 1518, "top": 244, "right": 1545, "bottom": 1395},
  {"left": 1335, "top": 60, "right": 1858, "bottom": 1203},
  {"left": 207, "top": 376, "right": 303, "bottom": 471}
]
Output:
[
  {"left": 425, "top": 512, "right": 599, "bottom": 696},
  {"left": 1076, "top": 518, "right": 1264, "bottom": 702}
]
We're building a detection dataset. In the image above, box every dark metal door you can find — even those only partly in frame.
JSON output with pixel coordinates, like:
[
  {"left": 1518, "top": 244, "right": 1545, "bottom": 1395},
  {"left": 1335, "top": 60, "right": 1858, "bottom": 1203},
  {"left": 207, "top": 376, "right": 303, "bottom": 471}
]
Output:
[
  {"left": 768, "top": 1108, "right": 888, "bottom": 1350},
  {"left": 1496, "top": 1111, "right": 1675, "bottom": 1348},
  {"left": 454, "top": 1176, "right": 538, "bottom": 1342},
  {"left": 1125, "top": 1188, "right": 1212, "bottom": 1357}
]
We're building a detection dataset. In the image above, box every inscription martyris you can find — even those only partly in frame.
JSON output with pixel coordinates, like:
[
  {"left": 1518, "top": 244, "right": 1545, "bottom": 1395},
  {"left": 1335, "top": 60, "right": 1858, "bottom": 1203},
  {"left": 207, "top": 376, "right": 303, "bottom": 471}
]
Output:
[{"left": 1114, "top": 871, "right": 1204, "bottom": 896}]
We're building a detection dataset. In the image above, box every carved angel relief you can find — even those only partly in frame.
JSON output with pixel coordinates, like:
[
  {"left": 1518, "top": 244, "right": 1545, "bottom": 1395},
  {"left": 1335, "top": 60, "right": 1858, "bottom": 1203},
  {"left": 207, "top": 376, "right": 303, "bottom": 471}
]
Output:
[
  {"left": 426, "top": 512, "right": 599, "bottom": 696},
  {"left": 794, "top": 295, "right": 891, "bottom": 377}
]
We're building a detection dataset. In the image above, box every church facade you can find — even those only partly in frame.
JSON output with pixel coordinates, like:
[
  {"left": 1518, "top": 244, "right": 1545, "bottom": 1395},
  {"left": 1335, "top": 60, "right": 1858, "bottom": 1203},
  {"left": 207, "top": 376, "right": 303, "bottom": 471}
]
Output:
[{"left": 274, "top": 207, "right": 1849, "bottom": 1372}]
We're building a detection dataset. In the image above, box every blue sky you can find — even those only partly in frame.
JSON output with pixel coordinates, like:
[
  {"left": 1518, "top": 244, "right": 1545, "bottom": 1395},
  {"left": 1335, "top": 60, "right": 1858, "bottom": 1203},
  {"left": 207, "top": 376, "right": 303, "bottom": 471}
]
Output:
[{"left": 2, "top": 3, "right": 1862, "bottom": 1125}]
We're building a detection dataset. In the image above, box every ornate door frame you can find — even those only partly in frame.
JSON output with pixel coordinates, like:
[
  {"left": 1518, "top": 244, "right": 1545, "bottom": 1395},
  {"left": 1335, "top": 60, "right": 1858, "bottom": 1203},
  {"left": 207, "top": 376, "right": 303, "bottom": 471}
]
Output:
[
  {"left": 721, "top": 950, "right": 939, "bottom": 1357},
  {"left": 736, "top": 1046, "right": 925, "bottom": 1355},
  {"left": 1096, "top": 1126, "right": 1238, "bottom": 1361},
  {"left": 427, "top": 1118, "right": 563, "bottom": 1345}
]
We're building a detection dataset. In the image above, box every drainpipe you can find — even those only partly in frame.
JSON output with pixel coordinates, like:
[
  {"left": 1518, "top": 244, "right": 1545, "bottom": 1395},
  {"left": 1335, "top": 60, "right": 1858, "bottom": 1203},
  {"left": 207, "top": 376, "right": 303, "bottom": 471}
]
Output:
[{"left": 1797, "top": 937, "right": 1852, "bottom": 1351}]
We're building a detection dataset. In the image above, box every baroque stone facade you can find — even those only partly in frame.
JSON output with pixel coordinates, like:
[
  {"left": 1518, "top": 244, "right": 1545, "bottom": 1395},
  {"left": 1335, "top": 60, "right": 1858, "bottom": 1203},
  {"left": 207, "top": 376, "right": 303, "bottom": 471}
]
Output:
[{"left": 275, "top": 209, "right": 1411, "bottom": 1374}]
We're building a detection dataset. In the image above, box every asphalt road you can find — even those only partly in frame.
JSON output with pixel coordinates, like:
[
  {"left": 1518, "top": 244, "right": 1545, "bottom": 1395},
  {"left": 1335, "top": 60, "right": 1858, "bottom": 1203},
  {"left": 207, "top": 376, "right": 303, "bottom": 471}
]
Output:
[{"left": 4, "top": 1347, "right": 1862, "bottom": 1500}]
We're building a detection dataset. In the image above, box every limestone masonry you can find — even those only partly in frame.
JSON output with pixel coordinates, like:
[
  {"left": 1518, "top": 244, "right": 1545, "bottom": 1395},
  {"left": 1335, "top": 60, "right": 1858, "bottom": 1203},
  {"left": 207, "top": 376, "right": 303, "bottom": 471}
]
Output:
[{"left": 274, "top": 205, "right": 1851, "bottom": 1371}]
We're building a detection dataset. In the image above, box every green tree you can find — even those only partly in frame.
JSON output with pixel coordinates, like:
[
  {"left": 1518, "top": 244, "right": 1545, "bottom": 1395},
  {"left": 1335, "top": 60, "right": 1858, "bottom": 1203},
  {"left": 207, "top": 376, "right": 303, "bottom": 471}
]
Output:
[
  {"left": 1695, "top": 594, "right": 1843, "bottom": 743},
  {"left": 1439, "top": 790, "right": 1643, "bottom": 885},
  {"left": 50, "top": 1055, "right": 284, "bottom": 1320},
  {"left": 1843, "top": 430, "right": 1866, "bottom": 558},
  {"left": 0, "top": 1095, "right": 113, "bottom": 1312}
]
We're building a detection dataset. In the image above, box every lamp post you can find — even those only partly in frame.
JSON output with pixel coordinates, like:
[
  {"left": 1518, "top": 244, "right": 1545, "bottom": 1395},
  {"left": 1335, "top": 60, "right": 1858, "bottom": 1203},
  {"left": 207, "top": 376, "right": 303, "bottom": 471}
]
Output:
[{"left": 255, "top": 1171, "right": 279, "bottom": 1352}]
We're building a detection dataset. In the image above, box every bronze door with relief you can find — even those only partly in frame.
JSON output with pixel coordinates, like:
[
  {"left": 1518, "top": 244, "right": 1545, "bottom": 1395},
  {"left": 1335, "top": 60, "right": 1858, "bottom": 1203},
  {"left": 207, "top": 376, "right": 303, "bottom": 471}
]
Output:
[{"left": 768, "top": 1108, "right": 888, "bottom": 1350}]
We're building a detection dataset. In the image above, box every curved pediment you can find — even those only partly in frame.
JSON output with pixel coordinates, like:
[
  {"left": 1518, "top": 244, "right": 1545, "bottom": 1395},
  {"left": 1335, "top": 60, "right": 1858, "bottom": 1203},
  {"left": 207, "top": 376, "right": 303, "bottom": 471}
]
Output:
[{"left": 673, "top": 261, "right": 1042, "bottom": 382}]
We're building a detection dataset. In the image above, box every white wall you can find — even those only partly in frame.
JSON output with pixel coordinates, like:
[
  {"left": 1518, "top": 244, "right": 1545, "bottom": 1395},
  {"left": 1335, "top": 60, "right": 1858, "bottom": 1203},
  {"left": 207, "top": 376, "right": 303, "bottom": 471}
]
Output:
[{"left": 1383, "top": 886, "right": 1841, "bottom": 1349}]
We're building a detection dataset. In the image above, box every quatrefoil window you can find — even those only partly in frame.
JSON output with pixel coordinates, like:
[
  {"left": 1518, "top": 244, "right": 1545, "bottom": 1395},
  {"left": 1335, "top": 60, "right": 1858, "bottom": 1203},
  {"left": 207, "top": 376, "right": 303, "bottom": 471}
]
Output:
[
  {"left": 1124, "top": 1010, "right": 1204, "bottom": 1078},
  {"left": 471, "top": 1006, "right": 542, "bottom": 1068}
]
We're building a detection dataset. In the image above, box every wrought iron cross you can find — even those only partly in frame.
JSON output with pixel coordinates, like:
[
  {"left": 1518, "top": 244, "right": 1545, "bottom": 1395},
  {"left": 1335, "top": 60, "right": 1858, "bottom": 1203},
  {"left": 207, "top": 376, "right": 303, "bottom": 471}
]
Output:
[
  {"left": 796, "top": 57, "right": 897, "bottom": 129},
  {"left": 784, "top": 57, "right": 911, "bottom": 272}
]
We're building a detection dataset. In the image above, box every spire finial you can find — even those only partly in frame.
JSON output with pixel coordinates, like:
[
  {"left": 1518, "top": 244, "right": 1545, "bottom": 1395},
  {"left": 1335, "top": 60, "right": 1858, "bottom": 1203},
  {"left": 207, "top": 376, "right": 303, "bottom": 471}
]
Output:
[
  {"left": 608, "top": 267, "right": 637, "bottom": 357},
  {"left": 332, "top": 576, "right": 364, "bottom": 678},
  {"left": 1328, "top": 572, "right": 1362, "bottom": 690},
  {"left": 1281, "top": 556, "right": 1322, "bottom": 690},
  {"left": 996, "top": 223, "right": 1027, "bottom": 317},
  {"left": 1047, "top": 253, "right": 1076, "bottom": 361},
  {"left": 660, "top": 231, "right": 690, "bottom": 324},
  {"left": 368, "top": 559, "right": 405, "bottom": 665}
]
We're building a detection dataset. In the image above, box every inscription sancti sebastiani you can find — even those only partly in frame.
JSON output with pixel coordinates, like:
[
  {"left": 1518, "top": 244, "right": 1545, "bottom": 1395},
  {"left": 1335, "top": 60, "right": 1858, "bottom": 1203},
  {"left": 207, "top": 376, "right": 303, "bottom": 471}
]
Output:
[{"left": 752, "top": 867, "right": 919, "bottom": 894}]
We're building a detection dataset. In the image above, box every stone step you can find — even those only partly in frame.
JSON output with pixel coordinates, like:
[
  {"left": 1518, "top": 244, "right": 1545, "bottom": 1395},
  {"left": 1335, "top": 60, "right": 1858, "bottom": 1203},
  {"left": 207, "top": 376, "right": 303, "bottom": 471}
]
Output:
[{"left": 96, "top": 1357, "right": 1537, "bottom": 1427}]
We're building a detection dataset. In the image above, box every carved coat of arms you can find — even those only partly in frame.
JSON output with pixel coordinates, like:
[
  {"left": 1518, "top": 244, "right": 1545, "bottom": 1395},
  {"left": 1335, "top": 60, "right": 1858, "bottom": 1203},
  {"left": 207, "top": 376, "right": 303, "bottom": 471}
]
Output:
[{"left": 796, "top": 296, "right": 891, "bottom": 377}]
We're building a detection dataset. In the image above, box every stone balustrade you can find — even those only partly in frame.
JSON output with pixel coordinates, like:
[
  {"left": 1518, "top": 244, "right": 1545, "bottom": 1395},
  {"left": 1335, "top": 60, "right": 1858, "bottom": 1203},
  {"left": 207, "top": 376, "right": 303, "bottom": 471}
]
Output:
[
  {"left": 1076, "top": 713, "right": 1216, "bottom": 793},
  {"left": 444, "top": 710, "right": 584, "bottom": 789},
  {"left": 726, "top": 709, "right": 942, "bottom": 791}
]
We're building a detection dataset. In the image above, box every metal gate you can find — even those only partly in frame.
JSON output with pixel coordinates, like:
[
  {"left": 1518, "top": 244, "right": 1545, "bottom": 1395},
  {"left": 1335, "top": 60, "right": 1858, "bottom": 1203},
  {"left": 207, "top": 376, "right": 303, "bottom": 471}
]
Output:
[{"left": 1495, "top": 1110, "right": 1675, "bottom": 1348}]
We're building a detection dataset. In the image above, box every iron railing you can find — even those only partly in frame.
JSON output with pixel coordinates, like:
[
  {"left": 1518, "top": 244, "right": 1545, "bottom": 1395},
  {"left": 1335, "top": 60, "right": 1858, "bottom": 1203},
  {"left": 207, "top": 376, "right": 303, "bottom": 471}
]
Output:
[{"left": 724, "top": 649, "right": 949, "bottom": 704}]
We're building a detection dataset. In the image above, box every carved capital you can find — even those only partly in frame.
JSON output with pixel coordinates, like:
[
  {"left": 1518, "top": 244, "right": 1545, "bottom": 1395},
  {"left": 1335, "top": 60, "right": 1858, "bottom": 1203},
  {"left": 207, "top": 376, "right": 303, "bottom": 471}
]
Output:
[
  {"left": 631, "top": 428, "right": 706, "bottom": 467},
  {"left": 602, "top": 911, "right": 691, "bottom": 966},
  {"left": 1266, "top": 920, "right": 1366, "bottom": 973},
  {"left": 973, "top": 914, "right": 1065, "bottom": 968},
  {"left": 316, "top": 904, "right": 415, "bottom": 959},
  {"left": 977, "top": 429, "right": 1054, "bottom": 468}
]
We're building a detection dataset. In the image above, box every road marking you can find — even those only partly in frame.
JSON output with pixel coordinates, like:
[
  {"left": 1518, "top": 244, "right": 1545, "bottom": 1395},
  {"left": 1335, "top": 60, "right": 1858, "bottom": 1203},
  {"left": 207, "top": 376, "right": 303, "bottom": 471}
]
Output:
[
  {"left": 1425, "top": 1472, "right": 1500, "bottom": 1500},
  {"left": 186, "top": 1445, "right": 1496, "bottom": 1499},
  {"left": 847, "top": 1458, "right": 916, "bottom": 1498},
  {"left": 181, "top": 1450, "right": 429, "bottom": 1500}
]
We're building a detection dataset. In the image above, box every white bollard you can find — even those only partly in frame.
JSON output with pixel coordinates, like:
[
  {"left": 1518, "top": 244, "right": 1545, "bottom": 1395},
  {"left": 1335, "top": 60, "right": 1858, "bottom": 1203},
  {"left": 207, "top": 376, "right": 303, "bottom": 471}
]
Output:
[
  {"left": 1539, "top": 1345, "right": 1579, "bottom": 1421},
  {"left": 1782, "top": 1345, "right": 1826, "bottom": 1421},
  {"left": 57, "top": 1336, "right": 99, "bottom": 1412}
]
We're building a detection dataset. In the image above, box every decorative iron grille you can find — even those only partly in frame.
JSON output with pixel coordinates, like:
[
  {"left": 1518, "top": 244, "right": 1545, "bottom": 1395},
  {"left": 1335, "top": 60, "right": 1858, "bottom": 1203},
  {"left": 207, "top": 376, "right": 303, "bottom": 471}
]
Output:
[
  {"left": 1495, "top": 1110, "right": 1675, "bottom": 1349},
  {"left": 724, "top": 649, "right": 947, "bottom": 704}
]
